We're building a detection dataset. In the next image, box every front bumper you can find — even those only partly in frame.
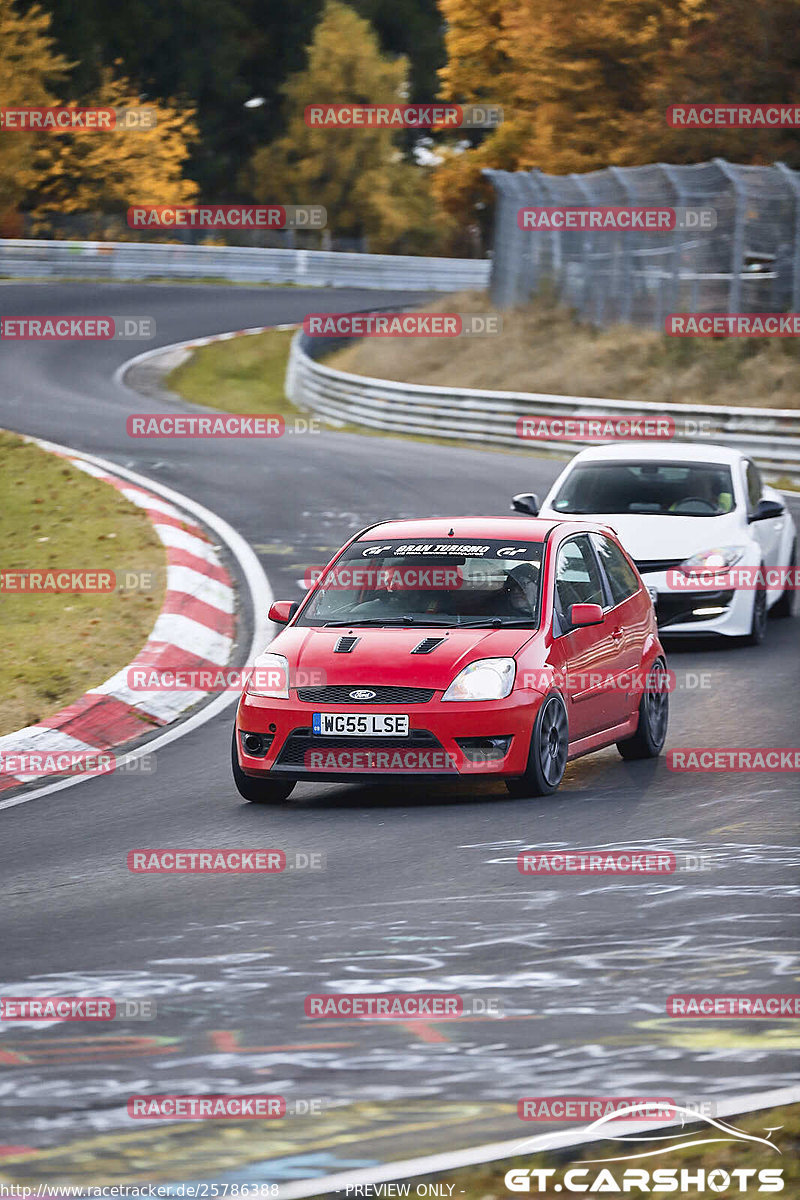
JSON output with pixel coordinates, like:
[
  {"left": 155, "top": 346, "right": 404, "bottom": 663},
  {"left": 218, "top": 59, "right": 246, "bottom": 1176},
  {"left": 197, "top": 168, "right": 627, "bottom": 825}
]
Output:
[
  {"left": 642, "top": 569, "right": 755, "bottom": 637},
  {"left": 235, "top": 689, "right": 542, "bottom": 781}
]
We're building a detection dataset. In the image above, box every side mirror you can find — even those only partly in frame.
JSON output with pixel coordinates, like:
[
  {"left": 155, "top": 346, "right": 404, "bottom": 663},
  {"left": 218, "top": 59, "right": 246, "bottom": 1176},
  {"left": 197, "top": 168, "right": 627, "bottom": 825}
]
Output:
[
  {"left": 748, "top": 498, "right": 784, "bottom": 523},
  {"left": 512, "top": 492, "right": 540, "bottom": 516},
  {"left": 570, "top": 602, "right": 604, "bottom": 627},
  {"left": 268, "top": 600, "right": 299, "bottom": 625}
]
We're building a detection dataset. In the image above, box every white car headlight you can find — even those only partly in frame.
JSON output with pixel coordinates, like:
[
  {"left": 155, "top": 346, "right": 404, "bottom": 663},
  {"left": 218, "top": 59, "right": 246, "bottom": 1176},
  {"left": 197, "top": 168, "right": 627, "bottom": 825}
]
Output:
[
  {"left": 679, "top": 546, "right": 747, "bottom": 575},
  {"left": 246, "top": 652, "right": 289, "bottom": 698},
  {"left": 442, "top": 657, "right": 516, "bottom": 702}
]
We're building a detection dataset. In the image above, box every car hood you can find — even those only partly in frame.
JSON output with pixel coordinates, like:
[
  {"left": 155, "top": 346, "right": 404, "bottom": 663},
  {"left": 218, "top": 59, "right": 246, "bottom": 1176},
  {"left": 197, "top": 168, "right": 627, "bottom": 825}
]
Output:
[
  {"left": 267, "top": 625, "right": 538, "bottom": 690},
  {"left": 539, "top": 508, "right": 746, "bottom": 563}
]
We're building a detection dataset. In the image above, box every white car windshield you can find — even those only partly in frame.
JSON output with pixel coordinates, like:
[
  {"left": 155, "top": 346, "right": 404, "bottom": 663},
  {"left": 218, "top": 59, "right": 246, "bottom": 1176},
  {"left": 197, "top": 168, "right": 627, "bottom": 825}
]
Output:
[{"left": 551, "top": 462, "right": 736, "bottom": 517}]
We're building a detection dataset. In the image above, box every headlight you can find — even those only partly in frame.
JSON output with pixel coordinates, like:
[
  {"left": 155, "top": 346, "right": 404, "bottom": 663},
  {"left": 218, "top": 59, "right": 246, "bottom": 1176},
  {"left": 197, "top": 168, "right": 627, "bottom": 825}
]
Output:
[
  {"left": 246, "top": 652, "right": 289, "bottom": 698},
  {"left": 679, "top": 546, "right": 746, "bottom": 575},
  {"left": 442, "top": 657, "right": 516, "bottom": 702}
]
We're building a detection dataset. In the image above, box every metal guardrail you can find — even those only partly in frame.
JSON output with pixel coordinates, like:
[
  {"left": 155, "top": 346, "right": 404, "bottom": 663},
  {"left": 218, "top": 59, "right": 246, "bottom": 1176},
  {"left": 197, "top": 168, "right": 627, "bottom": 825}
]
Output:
[
  {"left": 0, "top": 239, "right": 490, "bottom": 291},
  {"left": 286, "top": 330, "right": 800, "bottom": 482}
]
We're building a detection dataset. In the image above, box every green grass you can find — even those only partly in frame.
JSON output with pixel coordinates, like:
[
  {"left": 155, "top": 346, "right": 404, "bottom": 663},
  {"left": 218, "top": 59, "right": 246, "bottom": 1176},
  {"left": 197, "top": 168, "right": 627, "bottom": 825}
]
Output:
[
  {"left": 0, "top": 431, "right": 167, "bottom": 735},
  {"left": 166, "top": 327, "right": 306, "bottom": 418}
]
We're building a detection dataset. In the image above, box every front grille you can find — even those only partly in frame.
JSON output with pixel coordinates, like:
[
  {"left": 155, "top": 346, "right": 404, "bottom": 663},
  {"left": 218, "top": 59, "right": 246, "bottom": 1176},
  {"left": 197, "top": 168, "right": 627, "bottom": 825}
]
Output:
[
  {"left": 276, "top": 728, "right": 442, "bottom": 768},
  {"left": 634, "top": 558, "right": 684, "bottom": 574},
  {"left": 296, "top": 685, "right": 435, "bottom": 704}
]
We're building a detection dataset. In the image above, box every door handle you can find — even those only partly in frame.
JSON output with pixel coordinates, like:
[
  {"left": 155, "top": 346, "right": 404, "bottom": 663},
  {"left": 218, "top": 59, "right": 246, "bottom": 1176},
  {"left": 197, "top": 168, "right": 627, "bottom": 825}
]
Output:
[{"left": 611, "top": 628, "right": 623, "bottom": 641}]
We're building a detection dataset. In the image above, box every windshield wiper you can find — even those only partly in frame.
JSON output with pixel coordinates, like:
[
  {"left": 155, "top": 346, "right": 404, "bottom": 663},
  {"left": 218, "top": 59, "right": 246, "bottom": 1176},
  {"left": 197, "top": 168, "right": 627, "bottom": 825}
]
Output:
[
  {"left": 455, "top": 617, "right": 538, "bottom": 627},
  {"left": 322, "top": 616, "right": 423, "bottom": 627}
]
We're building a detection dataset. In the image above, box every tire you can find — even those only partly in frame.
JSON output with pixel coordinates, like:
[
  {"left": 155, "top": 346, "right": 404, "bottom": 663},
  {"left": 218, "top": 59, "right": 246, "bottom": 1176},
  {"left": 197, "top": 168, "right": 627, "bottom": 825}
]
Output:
[
  {"left": 617, "top": 656, "right": 669, "bottom": 760},
  {"left": 505, "top": 693, "right": 568, "bottom": 798},
  {"left": 231, "top": 729, "right": 295, "bottom": 804},
  {"left": 771, "top": 541, "right": 797, "bottom": 619},
  {"left": 744, "top": 583, "right": 768, "bottom": 645}
]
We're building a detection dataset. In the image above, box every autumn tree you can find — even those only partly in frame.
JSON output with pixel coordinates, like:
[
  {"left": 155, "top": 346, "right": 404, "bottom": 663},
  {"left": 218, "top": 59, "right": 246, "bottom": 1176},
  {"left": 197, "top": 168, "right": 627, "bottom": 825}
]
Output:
[
  {"left": 245, "top": 0, "right": 451, "bottom": 252},
  {"left": 0, "top": 0, "right": 69, "bottom": 229},
  {"left": 32, "top": 66, "right": 198, "bottom": 231}
]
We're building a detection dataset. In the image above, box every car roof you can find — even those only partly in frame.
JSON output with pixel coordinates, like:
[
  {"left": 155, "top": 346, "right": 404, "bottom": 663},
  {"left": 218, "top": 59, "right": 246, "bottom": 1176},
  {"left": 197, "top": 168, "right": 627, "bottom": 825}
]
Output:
[
  {"left": 357, "top": 516, "right": 609, "bottom": 541},
  {"left": 564, "top": 441, "right": 744, "bottom": 466}
]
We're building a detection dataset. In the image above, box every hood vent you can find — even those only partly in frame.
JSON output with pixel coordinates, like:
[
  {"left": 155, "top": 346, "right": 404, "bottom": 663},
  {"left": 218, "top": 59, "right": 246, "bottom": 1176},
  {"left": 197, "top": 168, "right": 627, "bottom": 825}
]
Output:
[
  {"left": 411, "top": 636, "right": 445, "bottom": 655},
  {"left": 334, "top": 635, "right": 360, "bottom": 653}
]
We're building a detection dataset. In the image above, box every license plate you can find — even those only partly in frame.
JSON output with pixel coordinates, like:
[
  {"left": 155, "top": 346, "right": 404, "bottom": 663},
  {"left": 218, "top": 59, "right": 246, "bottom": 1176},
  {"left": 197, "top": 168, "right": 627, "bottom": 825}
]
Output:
[{"left": 312, "top": 712, "right": 409, "bottom": 736}]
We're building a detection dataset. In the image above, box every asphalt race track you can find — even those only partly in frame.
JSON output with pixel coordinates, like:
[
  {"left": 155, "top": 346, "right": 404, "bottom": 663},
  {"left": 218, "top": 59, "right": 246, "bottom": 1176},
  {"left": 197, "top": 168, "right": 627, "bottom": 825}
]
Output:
[{"left": 1, "top": 282, "right": 798, "bottom": 1188}]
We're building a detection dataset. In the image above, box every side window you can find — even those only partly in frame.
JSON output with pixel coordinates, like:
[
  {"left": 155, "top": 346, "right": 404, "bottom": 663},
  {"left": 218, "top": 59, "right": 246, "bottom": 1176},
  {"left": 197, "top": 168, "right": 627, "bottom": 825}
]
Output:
[
  {"left": 592, "top": 534, "right": 640, "bottom": 606},
  {"left": 745, "top": 461, "right": 762, "bottom": 511},
  {"left": 554, "top": 536, "right": 604, "bottom": 631}
]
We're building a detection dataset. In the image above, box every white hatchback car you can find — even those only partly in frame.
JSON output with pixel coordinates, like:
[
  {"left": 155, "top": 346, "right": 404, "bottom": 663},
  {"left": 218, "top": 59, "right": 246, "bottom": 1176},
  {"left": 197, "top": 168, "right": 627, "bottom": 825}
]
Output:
[{"left": 513, "top": 444, "right": 796, "bottom": 643}]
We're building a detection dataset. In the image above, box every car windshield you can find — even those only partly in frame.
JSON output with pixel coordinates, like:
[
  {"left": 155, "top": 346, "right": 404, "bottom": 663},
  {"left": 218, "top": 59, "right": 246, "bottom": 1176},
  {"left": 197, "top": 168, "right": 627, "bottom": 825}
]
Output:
[
  {"left": 297, "top": 538, "right": 544, "bottom": 628},
  {"left": 550, "top": 462, "right": 736, "bottom": 517}
]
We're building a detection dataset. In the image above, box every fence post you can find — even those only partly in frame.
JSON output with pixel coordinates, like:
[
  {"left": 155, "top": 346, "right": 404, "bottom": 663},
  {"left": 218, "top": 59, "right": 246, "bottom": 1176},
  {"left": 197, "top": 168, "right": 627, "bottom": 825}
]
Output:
[
  {"left": 714, "top": 158, "right": 745, "bottom": 314},
  {"left": 775, "top": 162, "right": 800, "bottom": 311}
]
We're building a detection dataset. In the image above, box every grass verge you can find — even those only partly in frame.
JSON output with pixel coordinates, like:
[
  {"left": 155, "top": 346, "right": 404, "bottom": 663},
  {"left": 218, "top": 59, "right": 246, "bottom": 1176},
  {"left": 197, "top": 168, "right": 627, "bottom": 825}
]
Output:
[
  {"left": 328, "top": 292, "right": 800, "bottom": 409},
  {"left": 0, "top": 431, "right": 166, "bottom": 736},
  {"left": 166, "top": 327, "right": 306, "bottom": 419}
]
